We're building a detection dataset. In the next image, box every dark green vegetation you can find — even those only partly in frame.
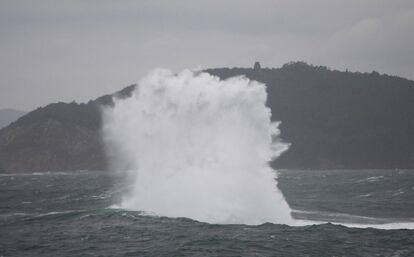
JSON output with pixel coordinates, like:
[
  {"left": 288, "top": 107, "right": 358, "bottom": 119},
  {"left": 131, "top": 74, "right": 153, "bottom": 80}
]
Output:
[
  {"left": 0, "top": 85, "right": 135, "bottom": 172},
  {"left": 206, "top": 62, "right": 414, "bottom": 169},
  {"left": 1, "top": 62, "right": 414, "bottom": 172}
]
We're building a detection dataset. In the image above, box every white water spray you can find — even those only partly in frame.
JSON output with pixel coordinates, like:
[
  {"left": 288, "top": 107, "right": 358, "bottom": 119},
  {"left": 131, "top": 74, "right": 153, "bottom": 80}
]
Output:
[{"left": 102, "top": 69, "right": 294, "bottom": 225}]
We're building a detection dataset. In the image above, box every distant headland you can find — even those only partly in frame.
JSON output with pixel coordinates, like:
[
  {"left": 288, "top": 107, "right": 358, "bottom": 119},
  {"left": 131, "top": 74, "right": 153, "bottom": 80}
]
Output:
[{"left": 1, "top": 62, "right": 414, "bottom": 173}]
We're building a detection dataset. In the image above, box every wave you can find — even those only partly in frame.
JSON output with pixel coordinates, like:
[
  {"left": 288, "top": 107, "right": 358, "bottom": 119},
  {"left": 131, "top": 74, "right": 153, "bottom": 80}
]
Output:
[
  {"left": 291, "top": 209, "right": 414, "bottom": 230},
  {"left": 103, "top": 69, "right": 293, "bottom": 225}
]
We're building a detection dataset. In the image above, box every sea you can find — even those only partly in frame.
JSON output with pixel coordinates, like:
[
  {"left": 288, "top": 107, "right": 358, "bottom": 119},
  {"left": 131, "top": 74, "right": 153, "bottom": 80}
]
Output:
[{"left": 1, "top": 169, "right": 413, "bottom": 257}]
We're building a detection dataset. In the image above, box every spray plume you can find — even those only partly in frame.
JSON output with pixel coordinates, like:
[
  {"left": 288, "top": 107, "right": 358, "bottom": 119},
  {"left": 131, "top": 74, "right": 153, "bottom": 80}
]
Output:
[{"left": 103, "top": 69, "right": 293, "bottom": 225}]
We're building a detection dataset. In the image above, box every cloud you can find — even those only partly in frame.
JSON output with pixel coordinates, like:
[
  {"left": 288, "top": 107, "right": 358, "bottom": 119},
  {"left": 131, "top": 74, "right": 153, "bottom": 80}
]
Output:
[
  {"left": 0, "top": 0, "right": 413, "bottom": 110},
  {"left": 315, "top": 8, "right": 414, "bottom": 75}
]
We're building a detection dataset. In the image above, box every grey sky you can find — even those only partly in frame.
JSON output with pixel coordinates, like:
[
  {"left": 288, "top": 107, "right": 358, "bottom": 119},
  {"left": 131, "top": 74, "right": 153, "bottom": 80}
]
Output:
[{"left": 1, "top": 0, "right": 413, "bottom": 110}]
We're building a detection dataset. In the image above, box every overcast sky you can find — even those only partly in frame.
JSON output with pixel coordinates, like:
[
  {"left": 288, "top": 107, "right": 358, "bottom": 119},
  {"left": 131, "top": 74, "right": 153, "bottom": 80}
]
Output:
[{"left": 1, "top": 0, "right": 413, "bottom": 110}]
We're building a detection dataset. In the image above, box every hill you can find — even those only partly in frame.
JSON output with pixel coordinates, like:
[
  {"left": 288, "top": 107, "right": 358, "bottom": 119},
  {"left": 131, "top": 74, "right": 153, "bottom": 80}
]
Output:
[
  {"left": 206, "top": 62, "right": 414, "bottom": 169},
  {"left": 0, "top": 109, "right": 26, "bottom": 129},
  {"left": 1, "top": 62, "right": 413, "bottom": 172},
  {"left": 0, "top": 85, "right": 135, "bottom": 172}
]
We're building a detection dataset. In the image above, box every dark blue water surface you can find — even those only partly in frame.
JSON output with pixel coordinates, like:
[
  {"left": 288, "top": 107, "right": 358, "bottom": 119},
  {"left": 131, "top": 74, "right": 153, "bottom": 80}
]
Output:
[{"left": 1, "top": 169, "right": 413, "bottom": 257}]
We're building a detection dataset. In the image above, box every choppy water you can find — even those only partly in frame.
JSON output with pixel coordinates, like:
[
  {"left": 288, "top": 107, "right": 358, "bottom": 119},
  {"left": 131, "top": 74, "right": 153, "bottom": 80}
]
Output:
[{"left": 1, "top": 169, "right": 413, "bottom": 257}]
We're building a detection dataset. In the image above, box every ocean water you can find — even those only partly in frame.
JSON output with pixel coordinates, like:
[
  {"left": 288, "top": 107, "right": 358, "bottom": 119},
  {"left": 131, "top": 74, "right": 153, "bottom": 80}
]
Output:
[
  {"left": 1, "top": 169, "right": 413, "bottom": 257},
  {"left": 2, "top": 71, "right": 414, "bottom": 256}
]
